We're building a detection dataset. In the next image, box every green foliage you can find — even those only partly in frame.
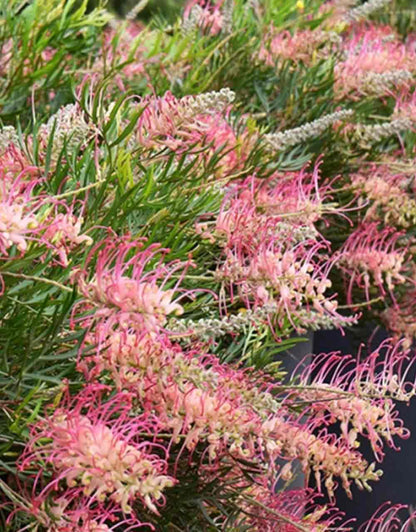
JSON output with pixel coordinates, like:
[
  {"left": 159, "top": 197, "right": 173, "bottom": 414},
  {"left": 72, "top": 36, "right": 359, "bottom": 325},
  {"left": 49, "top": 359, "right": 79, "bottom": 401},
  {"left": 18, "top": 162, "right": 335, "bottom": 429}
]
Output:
[{"left": 0, "top": 0, "right": 110, "bottom": 123}]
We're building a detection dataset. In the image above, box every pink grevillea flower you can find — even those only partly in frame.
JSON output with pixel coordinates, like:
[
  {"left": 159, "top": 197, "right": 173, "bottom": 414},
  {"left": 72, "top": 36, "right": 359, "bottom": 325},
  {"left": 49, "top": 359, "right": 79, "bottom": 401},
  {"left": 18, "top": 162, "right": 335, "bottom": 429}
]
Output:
[
  {"left": 0, "top": 202, "right": 38, "bottom": 255},
  {"left": 0, "top": 144, "right": 39, "bottom": 199},
  {"left": 135, "top": 90, "right": 239, "bottom": 172},
  {"left": 216, "top": 239, "right": 341, "bottom": 328},
  {"left": 359, "top": 502, "right": 416, "bottom": 531},
  {"left": 338, "top": 223, "right": 409, "bottom": 304},
  {"left": 0, "top": 168, "right": 44, "bottom": 257},
  {"left": 0, "top": 139, "right": 29, "bottom": 169},
  {"left": 0, "top": 149, "right": 92, "bottom": 264},
  {"left": 183, "top": 0, "right": 231, "bottom": 35},
  {"left": 19, "top": 385, "right": 175, "bottom": 521},
  {"left": 293, "top": 389, "right": 404, "bottom": 461},
  {"left": 0, "top": 150, "right": 89, "bottom": 264},
  {"left": 206, "top": 163, "right": 334, "bottom": 247},
  {"left": 261, "top": 414, "right": 380, "bottom": 499},
  {"left": 7, "top": 490, "right": 124, "bottom": 532},
  {"left": 342, "top": 224, "right": 409, "bottom": 299},
  {"left": 43, "top": 209, "right": 93, "bottom": 267},
  {"left": 351, "top": 163, "right": 416, "bottom": 228},
  {"left": 207, "top": 164, "right": 350, "bottom": 326},
  {"left": 251, "top": 164, "right": 336, "bottom": 225},
  {"left": 81, "top": 327, "right": 380, "bottom": 498},
  {"left": 259, "top": 27, "right": 340, "bottom": 66},
  {"left": 83, "top": 329, "right": 265, "bottom": 459},
  {"left": 335, "top": 27, "right": 416, "bottom": 99},
  {"left": 202, "top": 196, "right": 318, "bottom": 253},
  {"left": 246, "top": 245, "right": 334, "bottom": 311},
  {"left": 289, "top": 342, "right": 415, "bottom": 460},
  {"left": 72, "top": 237, "right": 191, "bottom": 335},
  {"left": 236, "top": 486, "right": 346, "bottom": 531},
  {"left": 197, "top": 164, "right": 335, "bottom": 260},
  {"left": 303, "top": 339, "right": 416, "bottom": 402},
  {"left": 344, "top": 22, "right": 399, "bottom": 41},
  {"left": 382, "top": 295, "right": 416, "bottom": 348},
  {"left": 79, "top": 328, "right": 175, "bottom": 385}
]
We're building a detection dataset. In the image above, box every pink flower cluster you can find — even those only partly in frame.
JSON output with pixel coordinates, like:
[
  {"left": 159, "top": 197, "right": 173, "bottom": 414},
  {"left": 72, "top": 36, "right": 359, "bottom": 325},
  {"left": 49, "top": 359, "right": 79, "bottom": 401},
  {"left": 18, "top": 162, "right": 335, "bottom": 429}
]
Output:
[
  {"left": 0, "top": 148, "right": 41, "bottom": 256},
  {"left": 72, "top": 238, "right": 189, "bottom": 335},
  {"left": 6, "top": 214, "right": 403, "bottom": 530},
  {"left": 351, "top": 162, "right": 416, "bottom": 228},
  {"left": 338, "top": 223, "right": 409, "bottom": 304},
  {"left": 335, "top": 25, "right": 416, "bottom": 99},
  {"left": 0, "top": 111, "right": 93, "bottom": 267},
  {"left": 198, "top": 166, "right": 348, "bottom": 329},
  {"left": 69, "top": 237, "right": 411, "bottom": 508},
  {"left": 259, "top": 27, "right": 340, "bottom": 66},
  {"left": 134, "top": 90, "right": 239, "bottom": 174},
  {"left": 293, "top": 340, "right": 416, "bottom": 459},
  {"left": 6, "top": 4, "right": 416, "bottom": 527},
  {"left": 17, "top": 387, "right": 174, "bottom": 529},
  {"left": 183, "top": 0, "right": 231, "bottom": 35}
]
